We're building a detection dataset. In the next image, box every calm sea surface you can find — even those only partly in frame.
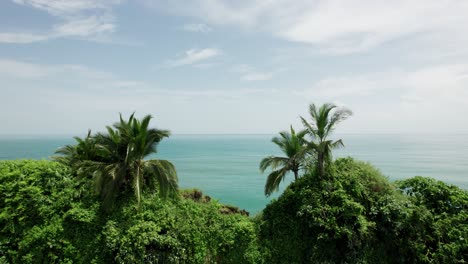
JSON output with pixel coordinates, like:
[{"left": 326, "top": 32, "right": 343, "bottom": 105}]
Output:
[{"left": 0, "top": 134, "right": 467, "bottom": 214}]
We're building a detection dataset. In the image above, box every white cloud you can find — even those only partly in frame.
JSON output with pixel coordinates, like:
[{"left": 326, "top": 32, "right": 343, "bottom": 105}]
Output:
[
  {"left": 0, "top": 59, "right": 114, "bottom": 80},
  {"left": 53, "top": 16, "right": 115, "bottom": 37},
  {"left": 0, "top": 58, "right": 290, "bottom": 134},
  {"left": 291, "top": 63, "right": 468, "bottom": 133},
  {"left": 231, "top": 64, "right": 274, "bottom": 81},
  {"left": 2, "top": 58, "right": 468, "bottom": 134},
  {"left": 12, "top": 0, "right": 119, "bottom": 16},
  {"left": 401, "top": 64, "right": 468, "bottom": 104},
  {"left": 165, "top": 48, "right": 221, "bottom": 67},
  {"left": 2, "top": 0, "right": 121, "bottom": 43},
  {"left": 182, "top": 23, "right": 212, "bottom": 33},
  {"left": 0, "top": 32, "right": 49, "bottom": 44},
  {"left": 0, "top": 59, "right": 51, "bottom": 78},
  {"left": 144, "top": 0, "right": 468, "bottom": 54},
  {"left": 230, "top": 64, "right": 254, "bottom": 73},
  {"left": 296, "top": 64, "right": 468, "bottom": 103},
  {"left": 240, "top": 72, "right": 273, "bottom": 81},
  {"left": 297, "top": 74, "right": 394, "bottom": 98}
]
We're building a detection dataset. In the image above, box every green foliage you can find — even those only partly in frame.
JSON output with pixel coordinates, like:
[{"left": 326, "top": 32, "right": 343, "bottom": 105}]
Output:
[
  {"left": 0, "top": 160, "right": 95, "bottom": 263},
  {"left": 98, "top": 192, "right": 261, "bottom": 264},
  {"left": 259, "top": 126, "right": 307, "bottom": 196},
  {"left": 260, "top": 102, "right": 353, "bottom": 197},
  {"left": 0, "top": 160, "right": 260, "bottom": 263},
  {"left": 259, "top": 158, "right": 379, "bottom": 263},
  {"left": 1, "top": 153, "right": 467, "bottom": 263},
  {"left": 258, "top": 157, "right": 468, "bottom": 263},
  {"left": 396, "top": 177, "right": 468, "bottom": 263},
  {"left": 300, "top": 103, "right": 352, "bottom": 179},
  {"left": 397, "top": 176, "right": 468, "bottom": 215},
  {"left": 54, "top": 113, "right": 179, "bottom": 210}
]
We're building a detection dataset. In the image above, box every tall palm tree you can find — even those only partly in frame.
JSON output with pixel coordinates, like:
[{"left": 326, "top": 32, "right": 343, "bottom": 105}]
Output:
[
  {"left": 300, "top": 103, "right": 352, "bottom": 179},
  {"left": 55, "top": 114, "right": 178, "bottom": 209},
  {"left": 260, "top": 126, "right": 307, "bottom": 196}
]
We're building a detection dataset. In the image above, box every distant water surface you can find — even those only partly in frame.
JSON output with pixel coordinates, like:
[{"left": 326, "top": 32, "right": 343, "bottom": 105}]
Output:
[{"left": 0, "top": 134, "right": 467, "bottom": 214}]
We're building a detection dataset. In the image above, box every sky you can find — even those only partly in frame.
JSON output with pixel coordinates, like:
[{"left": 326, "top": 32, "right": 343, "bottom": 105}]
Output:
[{"left": 1, "top": 0, "right": 468, "bottom": 135}]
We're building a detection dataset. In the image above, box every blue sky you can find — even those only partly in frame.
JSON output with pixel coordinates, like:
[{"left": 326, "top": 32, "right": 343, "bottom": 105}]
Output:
[{"left": 1, "top": 0, "right": 468, "bottom": 135}]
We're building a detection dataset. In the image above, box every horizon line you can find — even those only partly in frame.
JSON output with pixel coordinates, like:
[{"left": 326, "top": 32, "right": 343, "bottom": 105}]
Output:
[{"left": 1, "top": 132, "right": 468, "bottom": 138}]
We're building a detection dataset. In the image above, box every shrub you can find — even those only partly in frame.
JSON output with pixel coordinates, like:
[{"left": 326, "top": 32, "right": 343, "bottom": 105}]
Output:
[
  {"left": 0, "top": 160, "right": 261, "bottom": 263},
  {"left": 258, "top": 157, "right": 468, "bottom": 263}
]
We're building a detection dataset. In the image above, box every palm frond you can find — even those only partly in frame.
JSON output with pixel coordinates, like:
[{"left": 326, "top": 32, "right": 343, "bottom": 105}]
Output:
[
  {"left": 259, "top": 156, "right": 289, "bottom": 172},
  {"left": 309, "top": 104, "right": 318, "bottom": 122},
  {"left": 331, "top": 139, "right": 345, "bottom": 149},
  {"left": 325, "top": 108, "right": 352, "bottom": 138},
  {"left": 300, "top": 116, "right": 318, "bottom": 138},
  {"left": 55, "top": 113, "right": 178, "bottom": 210},
  {"left": 296, "top": 129, "right": 308, "bottom": 139},
  {"left": 264, "top": 167, "right": 289, "bottom": 196},
  {"left": 301, "top": 103, "right": 352, "bottom": 178},
  {"left": 144, "top": 159, "right": 179, "bottom": 199},
  {"left": 260, "top": 125, "right": 309, "bottom": 195}
]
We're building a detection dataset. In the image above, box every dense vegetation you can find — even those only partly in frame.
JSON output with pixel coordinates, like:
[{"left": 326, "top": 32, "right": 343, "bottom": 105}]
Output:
[
  {"left": 1, "top": 105, "right": 467, "bottom": 263},
  {"left": 258, "top": 158, "right": 468, "bottom": 263},
  {"left": 260, "top": 103, "right": 352, "bottom": 196},
  {"left": 54, "top": 113, "right": 179, "bottom": 210},
  {"left": 0, "top": 160, "right": 261, "bottom": 263},
  {"left": 257, "top": 103, "right": 467, "bottom": 263}
]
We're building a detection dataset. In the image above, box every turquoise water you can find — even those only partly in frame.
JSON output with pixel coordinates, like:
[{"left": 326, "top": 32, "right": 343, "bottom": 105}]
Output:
[{"left": 0, "top": 134, "right": 467, "bottom": 214}]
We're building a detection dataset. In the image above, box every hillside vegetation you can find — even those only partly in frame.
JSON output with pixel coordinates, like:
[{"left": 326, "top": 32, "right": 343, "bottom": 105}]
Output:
[
  {"left": 0, "top": 160, "right": 261, "bottom": 263},
  {"left": 1, "top": 105, "right": 467, "bottom": 263}
]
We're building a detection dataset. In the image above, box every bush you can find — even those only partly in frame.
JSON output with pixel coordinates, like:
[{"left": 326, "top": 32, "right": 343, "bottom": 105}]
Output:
[
  {"left": 1, "top": 159, "right": 466, "bottom": 263},
  {"left": 258, "top": 157, "right": 468, "bottom": 263},
  {"left": 259, "top": 158, "right": 388, "bottom": 263},
  {"left": 397, "top": 177, "right": 468, "bottom": 263},
  {"left": 0, "top": 160, "right": 83, "bottom": 263},
  {"left": 0, "top": 160, "right": 261, "bottom": 263}
]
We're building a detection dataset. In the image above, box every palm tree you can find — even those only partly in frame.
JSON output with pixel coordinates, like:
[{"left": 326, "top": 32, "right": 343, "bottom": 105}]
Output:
[
  {"left": 54, "top": 130, "right": 101, "bottom": 175},
  {"left": 300, "top": 103, "right": 352, "bottom": 179},
  {"left": 55, "top": 114, "right": 178, "bottom": 209},
  {"left": 260, "top": 126, "right": 307, "bottom": 196}
]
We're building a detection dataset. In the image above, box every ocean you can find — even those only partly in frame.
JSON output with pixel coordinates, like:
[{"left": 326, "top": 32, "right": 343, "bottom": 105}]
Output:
[{"left": 0, "top": 134, "right": 467, "bottom": 214}]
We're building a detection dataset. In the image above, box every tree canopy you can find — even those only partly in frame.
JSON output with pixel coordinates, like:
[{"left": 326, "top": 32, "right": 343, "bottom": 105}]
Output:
[
  {"left": 1, "top": 106, "right": 466, "bottom": 263},
  {"left": 55, "top": 113, "right": 178, "bottom": 209},
  {"left": 260, "top": 126, "right": 307, "bottom": 196},
  {"left": 301, "top": 103, "right": 352, "bottom": 178}
]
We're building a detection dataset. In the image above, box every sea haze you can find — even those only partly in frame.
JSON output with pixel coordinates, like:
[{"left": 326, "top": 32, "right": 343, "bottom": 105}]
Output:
[{"left": 0, "top": 134, "right": 467, "bottom": 214}]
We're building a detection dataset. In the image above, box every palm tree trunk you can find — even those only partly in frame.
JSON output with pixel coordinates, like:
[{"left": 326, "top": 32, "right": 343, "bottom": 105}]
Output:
[
  {"left": 135, "top": 163, "right": 141, "bottom": 205},
  {"left": 318, "top": 154, "right": 324, "bottom": 179},
  {"left": 293, "top": 169, "right": 298, "bottom": 180}
]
